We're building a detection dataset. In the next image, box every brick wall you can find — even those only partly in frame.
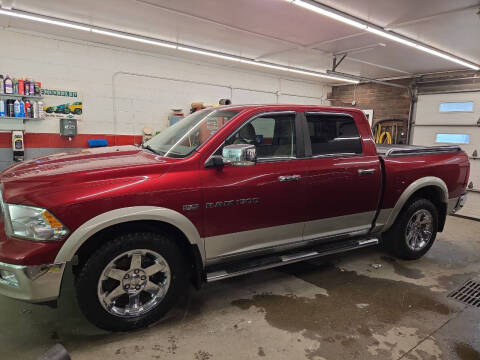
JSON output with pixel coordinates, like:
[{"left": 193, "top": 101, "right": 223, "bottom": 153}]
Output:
[{"left": 329, "top": 79, "right": 412, "bottom": 125}]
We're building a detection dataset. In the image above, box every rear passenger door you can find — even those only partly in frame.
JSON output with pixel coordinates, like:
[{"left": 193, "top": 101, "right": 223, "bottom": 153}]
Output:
[{"left": 301, "top": 112, "right": 382, "bottom": 241}]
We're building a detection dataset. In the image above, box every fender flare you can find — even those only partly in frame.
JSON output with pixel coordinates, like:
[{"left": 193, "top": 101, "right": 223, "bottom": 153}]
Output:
[
  {"left": 54, "top": 206, "right": 204, "bottom": 264},
  {"left": 383, "top": 176, "right": 448, "bottom": 231}
]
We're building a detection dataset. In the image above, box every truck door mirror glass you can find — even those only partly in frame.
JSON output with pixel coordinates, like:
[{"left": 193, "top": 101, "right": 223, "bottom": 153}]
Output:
[{"left": 222, "top": 144, "right": 256, "bottom": 166}]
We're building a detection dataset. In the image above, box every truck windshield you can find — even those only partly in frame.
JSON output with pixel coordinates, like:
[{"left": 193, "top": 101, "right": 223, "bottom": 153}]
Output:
[{"left": 143, "top": 108, "right": 240, "bottom": 158}]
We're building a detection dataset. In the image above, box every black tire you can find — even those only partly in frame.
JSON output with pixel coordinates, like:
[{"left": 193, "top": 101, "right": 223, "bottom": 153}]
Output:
[
  {"left": 383, "top": 198, "right": 438, "bottom": 260},
  {"left": 75, "top": 232, "right": 188, "bottom": 331}
]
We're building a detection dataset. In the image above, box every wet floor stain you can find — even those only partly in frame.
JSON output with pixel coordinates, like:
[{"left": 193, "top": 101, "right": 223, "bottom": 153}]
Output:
[
  {"left": 232, "top": 262, "right": 453, "bottom": 359},
  {"left": 194, "top": 350, "right": 213, "bottom": 360},
  {"left": 381, "top": 256, "right": 425, "bottom": 279},
  {"left": 455, "top": 343, "right": 480, "bottom": 360},
  {"left": 257, "top": 346, "right": 266, "bottom": 357}
]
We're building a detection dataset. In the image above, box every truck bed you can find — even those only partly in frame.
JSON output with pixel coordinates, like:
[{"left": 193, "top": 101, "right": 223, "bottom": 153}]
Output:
[{"left": 376, "top": 144, "right": 462, "bottom": 157}]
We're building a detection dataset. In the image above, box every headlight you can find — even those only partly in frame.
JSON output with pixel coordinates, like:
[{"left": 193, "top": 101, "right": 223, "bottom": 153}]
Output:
[{"left": 5, "top": 204, "right": 69, "bottom": 241}]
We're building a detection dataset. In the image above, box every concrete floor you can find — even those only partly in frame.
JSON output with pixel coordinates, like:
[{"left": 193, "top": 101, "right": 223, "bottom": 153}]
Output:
[{"left": 1, "top": 216, "right": 480, "bottom": 360}]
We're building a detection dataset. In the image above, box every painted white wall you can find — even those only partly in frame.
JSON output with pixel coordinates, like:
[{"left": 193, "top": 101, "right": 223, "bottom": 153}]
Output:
[{"left": 0, "top": 29, "right": 330, "bottom": 136}]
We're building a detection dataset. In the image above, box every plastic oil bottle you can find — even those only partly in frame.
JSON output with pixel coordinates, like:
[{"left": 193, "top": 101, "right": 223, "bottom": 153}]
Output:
[
  {"left": 24, "top": 100, "right": 31, "bottom": 118},
  {"left": 0, "top": 75, "right": 4, "bottom": 95},
  {"left": 0, "top": 99, "right": 5, "bottom": 117},
  {"left": 13, "top": 100, "right": 21, "bottom": 117},
  {"left": 18, "top": 79, "right": 24, "bottom": 95},
  {"left": 20, "top": 100, "right": 25, "bottom": 118},
  {"left": 12, "top": 78, "right": 18, "bottom": 94},
  {"left": 37, "top": 101, "right": 44, "bottom": 119},
  {"left": 32, "top": 101, "right": 38, "bottom": 118},
  {"left": 4, "top": 75, "right": 13, "bottom": 94}
]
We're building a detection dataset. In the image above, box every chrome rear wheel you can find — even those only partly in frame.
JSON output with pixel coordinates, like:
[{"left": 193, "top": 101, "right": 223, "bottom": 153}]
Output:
[{"left": 405, "top": 209, "right": 433, "bottom": 251}]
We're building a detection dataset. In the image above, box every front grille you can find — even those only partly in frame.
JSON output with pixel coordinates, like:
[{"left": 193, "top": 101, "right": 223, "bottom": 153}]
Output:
[{"left": 448, "top": 279, "right": 480, "bottom": 308}]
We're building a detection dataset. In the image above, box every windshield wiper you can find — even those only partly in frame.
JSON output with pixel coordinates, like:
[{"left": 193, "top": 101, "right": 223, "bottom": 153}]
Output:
[{"left": 142, "top": 144, "right": 164, "bottom": 156}]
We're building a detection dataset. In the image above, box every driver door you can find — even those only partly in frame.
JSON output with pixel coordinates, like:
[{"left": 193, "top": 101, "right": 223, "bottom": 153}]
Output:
[{"left": 200, "top": 111, "right": 307, "bottom": 262}]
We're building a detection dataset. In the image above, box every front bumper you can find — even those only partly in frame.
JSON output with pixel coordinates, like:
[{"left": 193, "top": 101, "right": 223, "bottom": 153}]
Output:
[{"left": 0, "top": 261, "right": 65, "bottom": 302}]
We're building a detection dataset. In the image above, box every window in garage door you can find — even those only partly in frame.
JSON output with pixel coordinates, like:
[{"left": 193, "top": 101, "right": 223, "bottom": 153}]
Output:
[{"left": 439, "top": 101, "right": 474, "bottom": 112}]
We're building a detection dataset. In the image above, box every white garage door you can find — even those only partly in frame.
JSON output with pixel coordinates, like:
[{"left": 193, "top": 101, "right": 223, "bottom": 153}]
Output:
[{"left": 412, "top": 92, "right": 480, "bottom": 219}]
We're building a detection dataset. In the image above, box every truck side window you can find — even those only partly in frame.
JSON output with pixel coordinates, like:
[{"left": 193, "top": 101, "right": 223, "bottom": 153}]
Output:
[
  {"left": 226, "top": 113, "right": 296, "bottom": 158},
  {"left": 305, "top": 113, "right": 362, "bottom": 156}
]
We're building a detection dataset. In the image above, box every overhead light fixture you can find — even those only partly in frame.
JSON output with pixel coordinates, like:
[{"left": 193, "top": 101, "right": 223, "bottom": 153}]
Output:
[
  {"left": 92, "top": 29, "right": 177, "bottom": 49},
  {"left": 0, "top": 6, "right": 357, "bottom": 83},
  {"left": 0, "top": 8, "right": 91, "bottom": 31},
  {"left": 288, "top": 0, "right": 366, "bottom": 29},
  {"left": 178, "top": 46, "right": 358, "bottom": 83},
  {"left": 286, "top": 0, "right": 480, "bottom": 71},
  {"left": 177, "top": 46, "right": 245, "bottom": 62}
]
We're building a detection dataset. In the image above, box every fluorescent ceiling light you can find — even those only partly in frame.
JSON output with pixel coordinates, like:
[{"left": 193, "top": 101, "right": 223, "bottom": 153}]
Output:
[
  {"left": 287, "top": 0, "right": 480, "bottom": 71},
  {"left": 177, "top": 46, "right": 244, "bottom": 62},
  {"left": 0, "top": 8, "right": 91, "bottom": 31},
  {"left": 288, "top": 0, "right": 366, "bottom": 29},
  {"left": 365, "top": 27, "right": 418, "bottom": 48},
  {"left": 178, "top": 46, "right": 358, "bottom": 83},
  {"left": 414, "top": 45, "right": 479, "bottom": 70},
  {"left": 0, "top": 6, "right": 357, "bottom": 83},
  {"left": 92, "top": 29, "right": 176, "bottom": 49}
]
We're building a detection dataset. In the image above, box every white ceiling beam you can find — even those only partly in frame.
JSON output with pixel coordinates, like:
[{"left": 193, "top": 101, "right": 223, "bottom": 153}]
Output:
[
  {"left": 306, "top": 32, "right": 366, "bottom": 49},
  {"left": 134, "top": 0, "right": 302, "bottom": 49},
  {"left": 254, "top": 32, "right": 366, "bottom": 61},
  {"left": 132, "top": 0, "right": 421, "bottom": 77},
  {"left": 136, "top": 0, "right": 404, "bottom": 76},
  {"left": 333, "top": 43, "right": 386, "bottom": 56},
  {"left": 342, "top": 56, "right": 413, "bottom": 75},
  {"left": 0, "top": 7, "right": 358, "bottom": 83},
  {"left": 284, "top": 0, "right": 479, "bottom": 70},
  {"left": 385, "top": 4, "right": 480, "bottom": 30}
]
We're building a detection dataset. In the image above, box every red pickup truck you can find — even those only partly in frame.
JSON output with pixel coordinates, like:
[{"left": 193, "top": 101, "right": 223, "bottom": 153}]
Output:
[{"left": 0, "top": 105, "right": 469, "bottom": 331}]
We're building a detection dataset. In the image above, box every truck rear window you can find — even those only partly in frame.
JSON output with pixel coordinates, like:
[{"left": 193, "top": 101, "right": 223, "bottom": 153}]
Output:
[{"left": 305, "top": 113, "right": 362, "bottom": 156}]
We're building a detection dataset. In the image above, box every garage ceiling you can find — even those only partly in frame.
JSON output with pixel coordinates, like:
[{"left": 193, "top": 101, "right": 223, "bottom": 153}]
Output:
[{"left": 0, "top": 0, "right": 479, "bottom": 83}]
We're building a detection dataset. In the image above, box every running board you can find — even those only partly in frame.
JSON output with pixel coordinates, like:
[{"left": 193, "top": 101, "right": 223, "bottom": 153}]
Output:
[{"left": 206, "top": 237, "right": 379, "bottom": 282}]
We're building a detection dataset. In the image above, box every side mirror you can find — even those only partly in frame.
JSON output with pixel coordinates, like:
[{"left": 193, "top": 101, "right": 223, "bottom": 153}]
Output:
[{"left": 222, "top": 144, "right": 256, "bottom": 166}]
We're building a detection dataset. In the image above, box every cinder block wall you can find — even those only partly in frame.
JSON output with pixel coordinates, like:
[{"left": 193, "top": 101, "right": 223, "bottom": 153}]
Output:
[
  {"left": 329, "top": 79, "right": 411, "bottom": 124},
  {"left": 0, "top": 29, "right": 331, "bottom": 170}
]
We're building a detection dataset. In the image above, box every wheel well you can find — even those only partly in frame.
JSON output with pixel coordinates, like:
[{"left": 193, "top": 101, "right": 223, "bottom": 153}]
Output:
[
  {"left": 72, "top": 220, "right": 204, "bottom": 287},
  {"left": 408, "top": 185, "right": 447, "bottom": 231}
]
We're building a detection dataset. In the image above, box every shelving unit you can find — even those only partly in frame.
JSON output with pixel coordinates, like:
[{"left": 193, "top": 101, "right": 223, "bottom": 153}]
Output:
[
  {"left": 0, "top": 94, "right": 45, "bottom": 130},
  {"left": 0, "top": 94, "right": 43, "bottom": 100}
]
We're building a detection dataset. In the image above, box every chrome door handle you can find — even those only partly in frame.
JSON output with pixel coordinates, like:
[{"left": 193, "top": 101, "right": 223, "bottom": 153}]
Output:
[
  {"left": 358, "top": 169, "right": 376, "bottom": 175},
  {"left": 278, "top": 175, "right": 301, "bottom": 182}
]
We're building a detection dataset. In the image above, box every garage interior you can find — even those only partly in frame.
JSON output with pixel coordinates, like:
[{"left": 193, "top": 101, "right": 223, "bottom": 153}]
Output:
[{"left": 0, "top": 0, "right": 479, "bottom": 359}]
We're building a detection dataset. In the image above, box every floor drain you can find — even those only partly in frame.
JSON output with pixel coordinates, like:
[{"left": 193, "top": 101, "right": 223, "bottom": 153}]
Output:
[{"left": 448, "top": 279, "right": 480, "bottom": 308}]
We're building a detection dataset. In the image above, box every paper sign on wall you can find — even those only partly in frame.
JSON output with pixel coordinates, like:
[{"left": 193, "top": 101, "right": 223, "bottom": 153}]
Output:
[{"left": 40, "top": 88, "right": 83, "bottom": 120}]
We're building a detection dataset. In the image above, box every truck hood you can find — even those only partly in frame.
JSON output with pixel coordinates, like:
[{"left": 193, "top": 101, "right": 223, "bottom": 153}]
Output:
[{"left": 0, "top": 145, "right": 174, "bottom": 204}]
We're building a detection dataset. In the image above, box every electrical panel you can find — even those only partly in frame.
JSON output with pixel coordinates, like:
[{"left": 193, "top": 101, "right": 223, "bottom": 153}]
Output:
[{"left": 60, "top": 118, "right": 77, "bottom": 137}]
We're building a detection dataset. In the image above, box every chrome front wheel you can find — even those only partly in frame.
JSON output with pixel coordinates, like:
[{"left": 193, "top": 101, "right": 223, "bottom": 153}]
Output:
[{"left": 97, "top": 249, "right": 171, "bottom": 318}]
